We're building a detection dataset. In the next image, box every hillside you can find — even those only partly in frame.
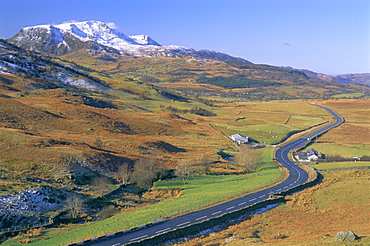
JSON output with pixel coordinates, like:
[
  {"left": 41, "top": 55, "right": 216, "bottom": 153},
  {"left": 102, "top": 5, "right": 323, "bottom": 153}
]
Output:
[
  {"left": 61, "top": 52, "right": 370, "bottom": 101},
  {"left": 0, "top": 38, "right": 243, "bottom": 241},
  {"left": 0, "top": 39, "right": 230, "bottom": 167},
  {"left": 0, "top": 21, "right": 370, "bottom": 245}
]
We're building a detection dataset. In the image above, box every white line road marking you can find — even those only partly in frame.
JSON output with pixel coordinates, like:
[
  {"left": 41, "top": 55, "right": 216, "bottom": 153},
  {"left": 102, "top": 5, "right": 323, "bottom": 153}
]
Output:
[
  {"left": 130, "top": 235, "right": 148, "bottom": 241},
  {"left": 259, "top": 195, "right": 265, "bottom": 198},
  {"left": 195, "top": 216, "right": 207, "bottom": 221},
  {"left": 112, "top": 243, "right": 121, "bottom": 246},
  {"left": 238, "top": 202, "right": 246, "bottom": 206},
  {"left": 155, "top": 227, "right": 171, "bottom": 234},
  {"left": 212, "top": 211, "right": 222, "bottom": 215},
  {"left": 250, "top": 198, "right": 256, "bottom": 201},
  {"left": 226, "top": 206, "right": 235, "bottom": 210},
  {"left": 177, "top": 221, "right": 190, "bottom": 227}
]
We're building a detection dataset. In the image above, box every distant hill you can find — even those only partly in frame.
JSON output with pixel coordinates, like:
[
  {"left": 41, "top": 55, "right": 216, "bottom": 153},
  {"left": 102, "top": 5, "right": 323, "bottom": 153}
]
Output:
[
  {"left": 314, "top": 72, "right": 370, "bottom": 86},
  {"left": 282, "top": 66, "right": 370, "bottom": 86}
]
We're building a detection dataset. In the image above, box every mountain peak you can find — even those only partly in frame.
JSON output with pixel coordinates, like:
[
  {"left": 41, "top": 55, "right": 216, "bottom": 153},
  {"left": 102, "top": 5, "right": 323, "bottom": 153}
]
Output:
[
  {"left": 8, "top": 20, "right": 161, "bottom": 55},
  {"left": 7, "top": 20, "right": 251, "bottom": 63}
]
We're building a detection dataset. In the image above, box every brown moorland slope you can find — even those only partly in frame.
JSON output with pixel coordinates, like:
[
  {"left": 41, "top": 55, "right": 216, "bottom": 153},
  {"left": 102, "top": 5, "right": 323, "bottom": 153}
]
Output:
[{"left": 61, "top": 52, "right": 370, "bottom": 101}]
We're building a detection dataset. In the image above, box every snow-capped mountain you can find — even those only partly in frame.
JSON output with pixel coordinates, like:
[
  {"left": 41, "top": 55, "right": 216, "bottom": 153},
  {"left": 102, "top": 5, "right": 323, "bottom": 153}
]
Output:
[
  {"left": 8, "top": 20, "right": 250, "bottom": 63},
  {"left": 8, "top": 20, "right": 157, "bottom": 56}
]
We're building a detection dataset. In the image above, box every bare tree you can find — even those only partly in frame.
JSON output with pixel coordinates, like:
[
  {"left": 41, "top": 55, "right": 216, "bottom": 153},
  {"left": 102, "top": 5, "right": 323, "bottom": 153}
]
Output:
[
  {"left": 96, "top": 205, "right": 117, "bottom": 220},
  {"left": 199, "top": 155, "right": 211, "bottom": 175},
  {"left": 235, "top": 145, "right": 261, "bottom": 173},
  {"left": 130, "top": 159, "right": 157, "bottom": 189},
  {"left": 91, "top": 176, "right": 112, "bottom": 198},
  {"left": 117, "top": 162, "right": 132, "bottom": 187},
  {"left": 65, "top": 195, "right": 85, "bottom": 219},
  {"left": 175, "top": 160, "right": 193, "bottom": 185}
]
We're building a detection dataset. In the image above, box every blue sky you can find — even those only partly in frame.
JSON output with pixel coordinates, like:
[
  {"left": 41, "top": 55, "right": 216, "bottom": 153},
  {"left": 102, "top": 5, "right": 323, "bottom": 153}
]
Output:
[{"left": 1, "top": 0, "right": 369, "bottom": 75}]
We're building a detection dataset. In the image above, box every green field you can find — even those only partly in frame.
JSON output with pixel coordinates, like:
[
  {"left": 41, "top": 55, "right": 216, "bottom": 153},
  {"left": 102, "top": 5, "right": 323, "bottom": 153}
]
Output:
[
  {"left": 303, "top": 142, "right": 370, "bottom": 158},
  {"left": 211, "top": 112, "right": 326, "bottom": 145},
  {"left": 331, "top": 92, "right": 365, "bottom": 98},
  {"left": 312, "top": 161, "right": 370, "bottom": 170}
]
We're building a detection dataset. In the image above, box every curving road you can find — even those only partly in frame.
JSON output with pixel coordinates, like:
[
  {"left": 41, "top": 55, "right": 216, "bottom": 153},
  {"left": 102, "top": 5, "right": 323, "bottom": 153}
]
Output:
[{"left": 84, "top": 104, "right": 343, "bottom": 246}]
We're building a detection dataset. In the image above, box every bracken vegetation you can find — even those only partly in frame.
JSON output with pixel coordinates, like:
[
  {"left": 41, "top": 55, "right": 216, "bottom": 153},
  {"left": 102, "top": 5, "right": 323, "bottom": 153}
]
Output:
[{"left": 0, "top": 38, "right": 369, "bottom": 245}]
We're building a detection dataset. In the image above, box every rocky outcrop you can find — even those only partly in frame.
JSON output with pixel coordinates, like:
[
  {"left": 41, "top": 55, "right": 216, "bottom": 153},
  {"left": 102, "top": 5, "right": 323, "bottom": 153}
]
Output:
[{"left": 335, "top": 231, "right": 358, "bottom": 242}]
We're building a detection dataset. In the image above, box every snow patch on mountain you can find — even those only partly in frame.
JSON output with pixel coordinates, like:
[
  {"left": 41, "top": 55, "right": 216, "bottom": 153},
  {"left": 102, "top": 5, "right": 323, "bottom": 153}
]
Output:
[
  {"left": 53, "top": 21, "right": 160, "bottom": 49},
  {"left": 129, "top": 35, "right": 161, "bottom": 46}
]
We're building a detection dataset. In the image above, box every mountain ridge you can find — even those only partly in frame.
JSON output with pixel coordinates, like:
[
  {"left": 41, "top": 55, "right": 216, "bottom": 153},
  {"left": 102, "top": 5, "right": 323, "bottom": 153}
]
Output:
[{"left": 8, "top": 20, "right": 250, "bottom": 63}]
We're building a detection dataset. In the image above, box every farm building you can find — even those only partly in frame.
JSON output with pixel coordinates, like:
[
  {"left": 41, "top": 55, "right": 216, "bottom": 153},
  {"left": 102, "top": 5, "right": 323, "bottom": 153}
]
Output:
[
  {"left": 295, "top": 152, "right": 309, "bottom": 162},
  {"left": 294, "top": 148, "right": 319, "bottom": 162},
  {"left": 307, "top": 149, "right": 318, "bottom": 156},
  {"left": 229, "top": 134, "right": 249, "bottom": 145}
]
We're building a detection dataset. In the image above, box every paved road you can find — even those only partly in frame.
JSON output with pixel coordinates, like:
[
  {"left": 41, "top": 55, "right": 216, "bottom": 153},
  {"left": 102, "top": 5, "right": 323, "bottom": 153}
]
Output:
[{"left": 85, "top": 104, "right": 343, "bottom": 246}]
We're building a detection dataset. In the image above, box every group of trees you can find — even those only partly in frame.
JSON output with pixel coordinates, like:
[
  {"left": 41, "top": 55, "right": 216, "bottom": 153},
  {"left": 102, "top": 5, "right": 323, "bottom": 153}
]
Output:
[
  {"left": 61, "top": 158, "right": 166, "bottom": 221},
  {"left": 173, "top": 146, "right": 262, "bottom": 185},
  {"left": 116, "top": 158, "right": 167, "bottom": 190},
  {"left": 165, "top": 106, "right": 216, "bottom": 116},
  {"left": 234, "top": 145, "right": 262, "bottom": 173},
  {"left": 197, "top": 76, "right": 281, "bottom": 88}
]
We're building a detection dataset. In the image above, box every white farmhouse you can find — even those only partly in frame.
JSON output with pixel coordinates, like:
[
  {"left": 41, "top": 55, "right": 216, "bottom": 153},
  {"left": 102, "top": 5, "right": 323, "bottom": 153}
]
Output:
[
  {"left": 229, "top": 134, "right": 249, "bottom": 145},
  {"left": 294, "top": 148, "right": 319, "bottom": 162}
]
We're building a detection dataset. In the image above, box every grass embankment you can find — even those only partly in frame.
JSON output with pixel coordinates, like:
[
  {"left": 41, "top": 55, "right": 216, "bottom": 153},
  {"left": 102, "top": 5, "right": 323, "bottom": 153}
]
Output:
[{"left": 6, "top": 148, "right": 280, "bottom": 246}]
